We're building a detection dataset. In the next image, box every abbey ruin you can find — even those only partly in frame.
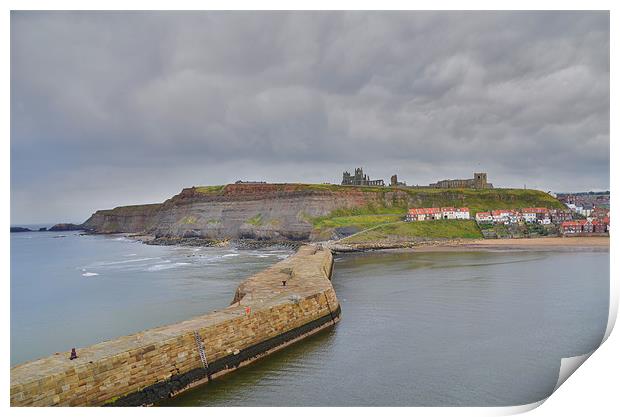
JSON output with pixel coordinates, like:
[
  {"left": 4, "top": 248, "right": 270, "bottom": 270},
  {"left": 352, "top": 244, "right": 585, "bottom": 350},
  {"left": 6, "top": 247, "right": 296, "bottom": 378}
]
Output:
[
  {"left": 341, "top": 168, "right": 385, "bottom": 186},
  {"left": 341, "top": 168, "right": 492, "bottom": 189},
  {"left": 429, "top": 172, "right": 493, "bottom": 189}
]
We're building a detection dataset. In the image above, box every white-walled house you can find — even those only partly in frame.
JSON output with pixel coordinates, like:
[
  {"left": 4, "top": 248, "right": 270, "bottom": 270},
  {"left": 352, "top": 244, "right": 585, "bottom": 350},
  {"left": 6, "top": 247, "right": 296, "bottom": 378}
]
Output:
[
  {"left": 475, "top": 212, "right": 493, "bottom": 222},
  {"left": 454, "top": 207, "right": 470, "bottom": 220},
  {"left": 521, "top": 211, "right": 537, "bottom": 223},
  {"left": 407, "top": 207, "right": 441, "bottom": 221},
  {"left": 440, "top": 207, "right": 457, "bottom": 220},
  {"left": 491, "top": 209, "right": 518, "bottom": 224},
  {"left": 407, "top": 207, "right": 470, "bottom": 222}
]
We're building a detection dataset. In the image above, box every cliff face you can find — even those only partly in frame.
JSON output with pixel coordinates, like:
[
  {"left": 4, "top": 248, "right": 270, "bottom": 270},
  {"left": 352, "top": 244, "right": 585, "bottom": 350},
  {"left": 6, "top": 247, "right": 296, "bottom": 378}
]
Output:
[
  {"left": 82, "top": 204, "right": 163, "bottom": 234},
  {"left": 81, "top": 183, "right": 564, "bottom": 241},
  {"left": 82, "top": 184, "right": 405, "bottom": 240}
]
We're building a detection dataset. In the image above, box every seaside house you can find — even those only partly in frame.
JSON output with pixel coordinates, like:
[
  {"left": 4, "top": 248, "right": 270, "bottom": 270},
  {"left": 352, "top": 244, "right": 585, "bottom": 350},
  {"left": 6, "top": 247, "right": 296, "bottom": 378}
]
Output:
[
  {"left": 407, "top": 207, "right": 469, "bottom": 222},
  {"left": 521, "top": 209, "right": 538, "bottom": 223},
  {"left": 561, "top": 220, "right": 583, "bottom": 234},
  {"left": 491, "top": 209, "right": 518, "bottom": 224},
  {"left": 539, "top": 216, "right": 551, "bottom": 225},
  {"left": 521, "top": 207, "right": 550, "bottom": 224},
  {"left": 561, "top": 218, "right": 609, "bottom": 235},
  {"left": 440, "top": 207, "right": 457, "bottom": 220},
  {"left": 549, "top": 209, "right": 573, "bottom": 224},
  {"left": 475, "top": 212, "right": 493, "bottom": 223},
  {"left": 455, "top": 207, "right": 470, "bottom": 220},
  {"left": 407, "top": 207, "right": 441, "bottom": 221}
]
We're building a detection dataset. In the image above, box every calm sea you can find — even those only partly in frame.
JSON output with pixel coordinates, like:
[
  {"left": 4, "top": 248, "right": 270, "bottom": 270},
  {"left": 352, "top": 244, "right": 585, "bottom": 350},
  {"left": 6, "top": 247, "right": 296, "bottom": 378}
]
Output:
[
  {"left": 163, "top": 248, "right": 609, "bottom": 407},
  {"left": 10, "top": 229, "right": 291, "bottom": 366},
  {"left": 11, "top": 231, "right": 609, "bottom": 406}
]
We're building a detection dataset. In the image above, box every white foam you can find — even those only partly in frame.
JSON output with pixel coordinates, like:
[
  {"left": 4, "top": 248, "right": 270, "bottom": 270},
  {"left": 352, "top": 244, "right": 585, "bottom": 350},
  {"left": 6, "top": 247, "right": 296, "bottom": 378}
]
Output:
[
  {"left": 123, "top": 253, "right": 138, "bottom": 257},
  {"left": 94, "top": 257, "right": 159, "bottom": 266},
  {"left": 82, "top": 272, "right": 99, "bottom": 277},
  {"left": 147, "top": 262, "right": 191, "bottom": 272},
  {"left": 222, "top": 253, "right": 240, "bottom": 258}
]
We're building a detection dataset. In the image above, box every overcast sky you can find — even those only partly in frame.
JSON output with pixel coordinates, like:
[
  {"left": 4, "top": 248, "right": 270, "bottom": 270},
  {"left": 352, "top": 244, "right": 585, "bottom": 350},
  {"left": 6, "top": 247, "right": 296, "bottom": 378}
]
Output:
[{"left": 11, "top": 11, "right": 609, "bottom": 224}]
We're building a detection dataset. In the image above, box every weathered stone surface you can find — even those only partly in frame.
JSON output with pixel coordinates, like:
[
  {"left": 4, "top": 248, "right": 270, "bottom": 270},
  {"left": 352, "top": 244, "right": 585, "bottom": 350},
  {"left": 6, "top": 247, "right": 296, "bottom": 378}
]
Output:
[
  {"left": 81, "top": 183, "right": 407, "bottom": 240},
  {"left": 10, "top": 245, "right": 338, "bottom": 407}
]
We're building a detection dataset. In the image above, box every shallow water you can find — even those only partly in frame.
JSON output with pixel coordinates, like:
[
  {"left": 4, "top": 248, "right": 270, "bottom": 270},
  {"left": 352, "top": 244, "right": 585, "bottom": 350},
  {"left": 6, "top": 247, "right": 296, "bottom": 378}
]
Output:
[
  {"left": 163, "top": 248, "right": 609, "bottom": 407},
  {"left": 10, "top": 230, "right": 291, "bottom": 366}
]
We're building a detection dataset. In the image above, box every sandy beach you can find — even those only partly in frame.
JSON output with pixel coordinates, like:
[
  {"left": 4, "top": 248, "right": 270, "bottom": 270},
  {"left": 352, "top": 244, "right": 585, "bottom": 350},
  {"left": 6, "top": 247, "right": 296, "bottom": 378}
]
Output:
[
  {"left": 328, "top": 236, "right": 610, "bottom": 253},
  {"left": 461, "top": 236, "right": 610, "bottom": 248}
]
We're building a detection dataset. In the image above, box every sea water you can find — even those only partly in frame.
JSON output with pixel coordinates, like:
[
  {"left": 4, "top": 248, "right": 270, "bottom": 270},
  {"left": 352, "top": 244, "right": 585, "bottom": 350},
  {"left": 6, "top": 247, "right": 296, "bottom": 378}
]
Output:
[
  {"left": 10, "top": 229, "right": 291, "bottom": 366},
  {"left": 163, "top": 248, "right": 609, "bottom": 407},
  {"left": 10, "top": 231, "right": 609, "bottom": 406}
]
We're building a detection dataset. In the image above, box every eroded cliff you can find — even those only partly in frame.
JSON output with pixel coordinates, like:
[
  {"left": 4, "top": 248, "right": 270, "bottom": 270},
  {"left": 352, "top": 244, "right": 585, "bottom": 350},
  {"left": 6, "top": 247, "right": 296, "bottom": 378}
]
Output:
[
  {"left": 82, "top": 183, "right": 565, "bottom": 241},
  {"left": 83, "top": 184, "right": 401, "bottom": 240}
]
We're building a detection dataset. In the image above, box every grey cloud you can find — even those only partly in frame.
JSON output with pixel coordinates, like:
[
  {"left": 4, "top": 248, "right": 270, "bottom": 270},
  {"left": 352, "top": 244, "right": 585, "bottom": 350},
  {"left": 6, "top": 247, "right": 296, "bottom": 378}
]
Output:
[{"left": 10, "top": 11, "right": 609, "bottom": 223}]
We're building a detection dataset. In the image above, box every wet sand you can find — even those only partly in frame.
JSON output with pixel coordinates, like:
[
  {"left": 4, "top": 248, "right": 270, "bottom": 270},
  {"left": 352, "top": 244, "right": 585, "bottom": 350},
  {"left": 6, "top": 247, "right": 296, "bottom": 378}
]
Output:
[
  {"left": 328, "top": 236, "right": 610, "bottom": 253},
  {"left": 461, "top": 236, "right": 609, "bottom": 249}
]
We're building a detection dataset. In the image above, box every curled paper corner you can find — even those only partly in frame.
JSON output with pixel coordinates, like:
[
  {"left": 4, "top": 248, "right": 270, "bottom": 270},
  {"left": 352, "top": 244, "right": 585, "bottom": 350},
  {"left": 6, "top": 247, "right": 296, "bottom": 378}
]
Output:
[
  {"left": 553, "top": 351, "right": 594, "bottom": 393},
  {"left": 498, "top": 399, "right": 546, "bottom": 416},
  {"left": 602, "top": 300, "right": 618, "bottom": 344},
  {"left": 497, "top": 350, "right": 598, "bottom": 416}
]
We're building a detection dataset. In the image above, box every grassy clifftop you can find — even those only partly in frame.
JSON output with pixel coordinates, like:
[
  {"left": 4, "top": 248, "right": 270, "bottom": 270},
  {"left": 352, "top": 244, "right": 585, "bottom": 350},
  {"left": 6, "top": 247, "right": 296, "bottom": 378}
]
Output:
[
  {"left": 341, "top": 220, "right": 483, "bottom": 243},
  {"left": 307, "top": 186, "right": 563, "bottom": 241},
  {"left": 190, "top": 183, "right": 562, "bottom": 213},
  {"left": 399, "top": 188, "right": 563, "bottom": 213}
]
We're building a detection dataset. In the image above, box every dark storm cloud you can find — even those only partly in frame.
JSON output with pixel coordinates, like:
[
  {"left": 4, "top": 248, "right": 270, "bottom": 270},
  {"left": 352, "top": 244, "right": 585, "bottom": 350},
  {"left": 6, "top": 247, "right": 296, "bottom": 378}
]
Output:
[{"left": 11, "top": 11, "right": 609, "bottom": 223}]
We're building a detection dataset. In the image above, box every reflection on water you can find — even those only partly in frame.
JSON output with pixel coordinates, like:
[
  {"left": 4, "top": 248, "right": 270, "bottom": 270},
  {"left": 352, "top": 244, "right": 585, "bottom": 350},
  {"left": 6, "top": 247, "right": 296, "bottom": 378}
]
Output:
[{"left": 164, "top": 248, "right": 609, "bottom": 407}]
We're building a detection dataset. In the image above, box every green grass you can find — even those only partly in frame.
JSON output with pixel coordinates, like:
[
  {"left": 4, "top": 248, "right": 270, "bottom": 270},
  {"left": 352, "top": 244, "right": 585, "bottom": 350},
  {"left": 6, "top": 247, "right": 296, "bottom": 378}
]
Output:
[
  {"left": 343, "top": 220, "right": 483, "bottom": 242},
  {"left": 194, "top": 185, "right": 226, "bottom": 194},
  {"left": 97, "top": 203, "right": 162, "bottom": 215},
  {"left": 190, "top": 183, "right": 563, "bottom": 216},
  {"left": 308, "top": 186, "right": 563, "bottom": 237},
  {"left": 313, "top": 204, "right": 406, "bottom": 221},
  {"left": 399, "top": 188, "right": 564, "bottom": 214},
  {"left": 292, "top": 184, "right": 563, "bottom": 210},
  {"left": 312, "top": 214, "right": 403, "bottom": 230},
  {"left": 294, "top": 183, "right": 389, "bottom": 193},
  {"left": 246, "top": 213, "right": 263, "bottom": 226}
]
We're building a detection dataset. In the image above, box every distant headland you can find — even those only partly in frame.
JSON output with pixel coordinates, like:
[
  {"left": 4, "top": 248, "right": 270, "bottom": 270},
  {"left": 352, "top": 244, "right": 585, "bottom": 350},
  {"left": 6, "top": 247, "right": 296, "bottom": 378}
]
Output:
[{"left": 15, "top": 169, "right": 608, "bottom": 247}]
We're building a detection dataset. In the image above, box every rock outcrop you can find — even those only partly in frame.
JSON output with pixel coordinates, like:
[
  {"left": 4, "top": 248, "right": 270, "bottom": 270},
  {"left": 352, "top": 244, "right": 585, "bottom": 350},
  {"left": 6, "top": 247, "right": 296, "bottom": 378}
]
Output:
[
  {"left": 49, "top": 223, "right": 84, "bottom": 232},
  {"left": 10, "top": 227, "right": 32, "bottom": 233}
]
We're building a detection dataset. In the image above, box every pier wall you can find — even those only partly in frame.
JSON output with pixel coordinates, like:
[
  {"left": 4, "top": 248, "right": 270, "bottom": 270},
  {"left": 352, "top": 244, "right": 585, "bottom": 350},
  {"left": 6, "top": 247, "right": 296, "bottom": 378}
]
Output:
[{"left": 10, "top": 245, "right": 339, "bottom": 406}]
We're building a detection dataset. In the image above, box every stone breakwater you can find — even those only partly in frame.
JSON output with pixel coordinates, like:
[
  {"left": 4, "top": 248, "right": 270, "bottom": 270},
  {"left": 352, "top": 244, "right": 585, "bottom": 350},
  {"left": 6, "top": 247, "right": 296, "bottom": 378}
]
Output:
[{"left": 10, "top": 245, "right": 339, "bottom": 406}]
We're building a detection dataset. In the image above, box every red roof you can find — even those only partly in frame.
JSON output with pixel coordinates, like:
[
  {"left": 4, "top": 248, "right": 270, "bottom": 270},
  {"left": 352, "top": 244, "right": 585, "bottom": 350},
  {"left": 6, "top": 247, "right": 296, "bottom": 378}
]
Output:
[
  {"left": 476, "top": 212, "right": 492, "bottom": 217},
  {"left": 522, "top": 207, "right": 549, "bottom": 213},
  {"left": 562, "top": 220, "right": 588, "bottom": 227},
  {"left": 408, "top": 207, "right": 441, "bottom": 215},
  {"left": 491, "top": 209, "right": 515, "bottom": 216},
  {"left": 456, "top": 207, "right": 469, "bottom": 212}
]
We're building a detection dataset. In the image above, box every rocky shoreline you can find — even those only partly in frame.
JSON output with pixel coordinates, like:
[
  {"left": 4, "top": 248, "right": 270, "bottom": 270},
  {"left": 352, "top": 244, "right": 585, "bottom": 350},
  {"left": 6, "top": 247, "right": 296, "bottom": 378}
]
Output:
[
  {"left": 125, "top": 234, "right": 304, "bottom": 251},
  {"left": 76, "top": 230, "right": 610, "bottom": 254}
]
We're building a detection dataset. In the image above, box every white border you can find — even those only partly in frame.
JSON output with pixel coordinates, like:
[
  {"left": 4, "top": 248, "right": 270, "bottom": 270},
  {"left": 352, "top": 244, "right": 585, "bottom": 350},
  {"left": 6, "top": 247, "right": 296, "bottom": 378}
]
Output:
[{"left": 3, "top": 1, "right": 616, "bottom": 416}]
